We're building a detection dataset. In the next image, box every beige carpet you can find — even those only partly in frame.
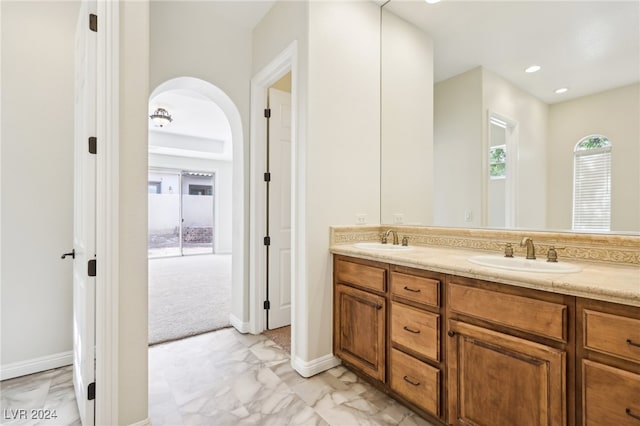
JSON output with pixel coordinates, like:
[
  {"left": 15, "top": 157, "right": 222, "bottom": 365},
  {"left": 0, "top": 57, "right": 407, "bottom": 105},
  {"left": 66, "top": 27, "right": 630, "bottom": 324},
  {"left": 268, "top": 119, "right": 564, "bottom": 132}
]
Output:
[
  {"left": 148, "top": 254, "right": 231, "bottom": 345},
  {"left": 263, "top": 325, "right": 291, "bottom": 353}
]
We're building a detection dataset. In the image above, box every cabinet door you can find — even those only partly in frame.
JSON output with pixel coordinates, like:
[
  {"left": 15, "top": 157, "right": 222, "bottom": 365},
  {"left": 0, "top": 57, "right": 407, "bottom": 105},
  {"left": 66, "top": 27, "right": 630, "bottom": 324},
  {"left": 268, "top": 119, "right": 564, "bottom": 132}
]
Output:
[
  {"left": 583, "top": 359, "right": 640, "bottom": 426},
  {"left": 448, "top": 320, "right": 566, "bottom": 426},
  {"left": 334, "top": 284, "right": 386, "bottom": 382}
]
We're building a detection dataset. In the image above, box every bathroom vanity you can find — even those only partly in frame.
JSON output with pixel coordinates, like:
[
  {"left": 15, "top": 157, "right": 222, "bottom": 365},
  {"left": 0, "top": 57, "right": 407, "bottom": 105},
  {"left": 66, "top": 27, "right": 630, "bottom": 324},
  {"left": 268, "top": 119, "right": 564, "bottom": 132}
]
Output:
[{"left": 331, "top": 226, "right": 640, "bottom": 426}]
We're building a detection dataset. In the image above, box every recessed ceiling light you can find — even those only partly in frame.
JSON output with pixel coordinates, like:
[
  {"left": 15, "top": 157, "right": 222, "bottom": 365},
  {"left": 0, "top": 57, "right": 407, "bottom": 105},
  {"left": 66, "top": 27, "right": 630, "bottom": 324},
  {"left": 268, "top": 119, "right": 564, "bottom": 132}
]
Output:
[
  {"left": 425, "top": 0, "right": 441, "bottom": 4},
  {"left": 555, "top": 87, "right": 569, "bottom": 94},
  {"left": 525, "top": 65, "right": 541, "bottom": 73}
]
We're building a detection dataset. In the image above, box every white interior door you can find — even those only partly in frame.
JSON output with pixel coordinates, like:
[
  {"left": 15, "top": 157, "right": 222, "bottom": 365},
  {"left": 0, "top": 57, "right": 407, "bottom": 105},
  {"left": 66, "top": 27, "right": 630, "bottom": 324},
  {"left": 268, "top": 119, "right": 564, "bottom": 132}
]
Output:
[
  {"left": 73, "top": 2, "right": 97, "bottom": 424},
  {"left": 267, "top": 88, "right": 292, "bottom": 330}
]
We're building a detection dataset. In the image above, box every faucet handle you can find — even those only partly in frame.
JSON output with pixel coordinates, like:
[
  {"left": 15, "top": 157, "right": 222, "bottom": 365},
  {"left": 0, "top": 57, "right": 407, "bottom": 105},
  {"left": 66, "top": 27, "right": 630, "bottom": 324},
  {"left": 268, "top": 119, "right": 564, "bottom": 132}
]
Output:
[
  {"left": 546, "top": 246, "right": 565, "bottom": 263},
  {"left": 380, "top": 234, "right": 388, "bottom": 244},
  {"left": 401, "top": 236, "right": 409, "bottom": 246},
  {"left": 504, "top": 243, "right": 514, "bottom": 258}
]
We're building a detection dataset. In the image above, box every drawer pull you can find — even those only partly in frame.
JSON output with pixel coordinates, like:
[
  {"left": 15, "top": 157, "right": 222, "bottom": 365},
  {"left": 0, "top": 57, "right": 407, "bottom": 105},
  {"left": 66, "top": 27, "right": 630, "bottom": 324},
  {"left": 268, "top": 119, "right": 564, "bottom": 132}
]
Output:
[
  {"left": 447, "top": 330, "right": 456, "bottom": 337},
  {"left": 627, "top": 339, "right": 640, "bottom": 348},
  {"left": 626, "top": 408, "right": 640, "bottom": 421},
  {"left": 403, "top": 375, "right": 420, "bottom": 386},
  {"left": 403, "top": 326, "right": 421, "bottom": 334},
  {"left": 403, "top": 286, "right": 421, "bottom": 293}
]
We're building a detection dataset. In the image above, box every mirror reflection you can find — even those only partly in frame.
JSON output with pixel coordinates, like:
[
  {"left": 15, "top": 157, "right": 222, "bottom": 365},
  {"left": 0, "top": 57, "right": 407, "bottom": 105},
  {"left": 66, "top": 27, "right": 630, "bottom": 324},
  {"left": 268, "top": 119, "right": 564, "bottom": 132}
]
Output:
[{"left": 381, "top": 1, "right": 640, "bottom": 233}]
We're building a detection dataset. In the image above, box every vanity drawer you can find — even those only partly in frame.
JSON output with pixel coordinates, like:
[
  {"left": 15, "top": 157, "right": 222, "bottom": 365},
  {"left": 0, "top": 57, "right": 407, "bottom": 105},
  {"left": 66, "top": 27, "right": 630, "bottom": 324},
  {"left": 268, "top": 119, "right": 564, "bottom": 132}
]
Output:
[
  {"left": 583, "top": 359, "right": 640, "bottom": 425},
  {"left": 391, "top": 272, "right": 440, "bottom": 307},
  {"left": 390, "top": 347, "right": 440, "bottom": 417},
  {"left": 391, "top": 302, "right": 439, "bottom": 361},
  {"left": 584, "top": 309, "right": 640, "bottom": 364},
  {"left": 449, "top": 282, "right": 567, "bottom": 342},
  {"left": 335, "top": 258, "right": 386, "bottom": 293}
]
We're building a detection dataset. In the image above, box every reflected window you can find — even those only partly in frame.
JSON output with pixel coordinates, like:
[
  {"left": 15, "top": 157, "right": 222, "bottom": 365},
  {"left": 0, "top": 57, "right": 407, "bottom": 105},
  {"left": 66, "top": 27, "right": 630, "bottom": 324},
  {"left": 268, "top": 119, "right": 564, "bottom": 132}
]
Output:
[
  {"left": 188, "top": 184, "right": 212, "bottom": 196},
  {"left": 489, "top": 145, "right": 506, "bottom": 179},
  {"left": 148, "top": 181, "right": 161, "bottom": 194},
  {"left": 573, "top": 135, "right": 611, "bottom": 231}
]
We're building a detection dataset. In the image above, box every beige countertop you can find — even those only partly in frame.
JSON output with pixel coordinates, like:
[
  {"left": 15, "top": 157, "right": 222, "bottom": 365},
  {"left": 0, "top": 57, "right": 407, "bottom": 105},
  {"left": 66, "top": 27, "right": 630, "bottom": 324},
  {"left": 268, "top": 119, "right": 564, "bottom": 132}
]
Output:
[{"left": 331, "top": 243, "right": 640, "bottom": 307}]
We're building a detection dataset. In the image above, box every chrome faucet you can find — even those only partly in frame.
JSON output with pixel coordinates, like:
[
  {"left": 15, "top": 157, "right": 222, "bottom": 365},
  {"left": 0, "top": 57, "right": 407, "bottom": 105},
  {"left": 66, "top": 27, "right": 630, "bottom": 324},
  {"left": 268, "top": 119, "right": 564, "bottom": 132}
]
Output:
[
  {"left": 520, "top": 237, "right": 536, "bottom": 259},
  {"left": 383, "top": 229, "right": 399, "bottom": 245}
]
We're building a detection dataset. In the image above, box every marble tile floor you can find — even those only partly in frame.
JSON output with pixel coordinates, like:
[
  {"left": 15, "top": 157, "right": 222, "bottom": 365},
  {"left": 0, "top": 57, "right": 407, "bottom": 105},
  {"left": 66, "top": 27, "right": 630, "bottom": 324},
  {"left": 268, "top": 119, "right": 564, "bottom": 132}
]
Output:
[
  {"left": 0, "top": 366, "right": 80, "bottom": 426},
  {"left": 150, "top": 327, "right": 435, "bottom": 426},
  {"left": 1, "top": 327, "right": 436, "bottom": 426}
]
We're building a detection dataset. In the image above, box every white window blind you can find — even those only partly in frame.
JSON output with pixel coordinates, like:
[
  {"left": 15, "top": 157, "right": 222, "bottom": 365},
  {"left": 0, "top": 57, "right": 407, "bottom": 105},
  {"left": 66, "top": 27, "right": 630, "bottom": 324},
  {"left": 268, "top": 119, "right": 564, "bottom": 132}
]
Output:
[{"left": 573, "top": 146, "right": 611, "bottom": 231}]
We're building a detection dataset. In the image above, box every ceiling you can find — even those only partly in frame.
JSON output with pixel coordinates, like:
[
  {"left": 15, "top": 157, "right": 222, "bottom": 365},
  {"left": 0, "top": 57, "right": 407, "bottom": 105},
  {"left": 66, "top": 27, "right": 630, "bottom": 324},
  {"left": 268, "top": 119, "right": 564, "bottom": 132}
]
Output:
[
  {"left": 148, "top": 1, "right": 276, "bottom": 150},
  {"left": 150, "top": 0, "right": 639, "bottom": 147},
  {"left": 149, "top": 90, "right": 231, "bottom": 141},
  {"left": 385, "top": 0, "right": 640, "bottom": 103}
]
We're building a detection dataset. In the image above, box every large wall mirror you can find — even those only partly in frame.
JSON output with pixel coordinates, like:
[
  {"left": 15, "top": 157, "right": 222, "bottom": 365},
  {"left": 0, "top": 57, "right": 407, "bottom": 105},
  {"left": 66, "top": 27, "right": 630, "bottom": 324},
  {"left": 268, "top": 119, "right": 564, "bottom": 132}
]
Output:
[{"left": 381, "top": 1, "right": 640, "bottom": 234}]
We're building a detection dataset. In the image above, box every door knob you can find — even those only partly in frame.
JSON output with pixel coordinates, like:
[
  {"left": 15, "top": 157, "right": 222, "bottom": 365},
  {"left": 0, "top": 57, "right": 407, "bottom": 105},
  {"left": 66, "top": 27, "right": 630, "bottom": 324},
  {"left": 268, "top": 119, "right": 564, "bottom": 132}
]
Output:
[{"left": 61, "top": 249, "right": 76, "bottom": 259}]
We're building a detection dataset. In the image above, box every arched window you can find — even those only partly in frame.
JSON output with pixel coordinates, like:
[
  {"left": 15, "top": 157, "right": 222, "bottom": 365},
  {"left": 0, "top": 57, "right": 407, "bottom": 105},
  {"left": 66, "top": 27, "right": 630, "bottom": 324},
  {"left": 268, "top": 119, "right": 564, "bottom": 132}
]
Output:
[{"left": 572, "top": 135, "right": 611, "bottom": 231}]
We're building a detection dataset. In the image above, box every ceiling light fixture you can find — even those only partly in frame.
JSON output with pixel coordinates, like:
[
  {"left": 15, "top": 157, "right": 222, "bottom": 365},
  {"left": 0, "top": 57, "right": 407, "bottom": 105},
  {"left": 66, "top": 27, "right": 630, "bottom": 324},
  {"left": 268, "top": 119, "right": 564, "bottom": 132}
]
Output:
[
  {"left": 554, "top": 87, "right": 568, "bottom": 94},
  {"left": 425, "top": 0, "right": 441, "bottom": 4},
  {"left": 149, "top": 107, "right": 173, "bottom": 127},
  {"left": 525, "top": 65, "right": 541, "bottom": 73}
]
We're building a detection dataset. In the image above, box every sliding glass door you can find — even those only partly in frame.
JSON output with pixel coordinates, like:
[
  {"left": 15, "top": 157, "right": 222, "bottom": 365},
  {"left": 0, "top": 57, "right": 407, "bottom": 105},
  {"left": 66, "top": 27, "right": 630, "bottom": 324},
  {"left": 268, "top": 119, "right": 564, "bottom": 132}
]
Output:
[
  {"left": 181, "top": 172, "right": 214, "bottom": 255},
  {"left": 148, "top": 169, "right": 215, "bottom": 258}
]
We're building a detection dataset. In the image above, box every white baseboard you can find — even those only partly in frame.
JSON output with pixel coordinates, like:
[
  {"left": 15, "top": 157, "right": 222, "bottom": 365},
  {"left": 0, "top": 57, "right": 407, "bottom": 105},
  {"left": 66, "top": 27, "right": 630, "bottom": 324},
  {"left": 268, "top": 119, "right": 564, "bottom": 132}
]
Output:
[
  {"left": 128, "top": 417, "right": 151, "bottom": 426},
  {"left": 229, "top": 313, "right": 250, "bottom": 334},
  {"left": 0, "top": 351, "right": 73, "bottom": 381},
  {"left": 292, "top": 353, "right": 342, "bottom": 378}
]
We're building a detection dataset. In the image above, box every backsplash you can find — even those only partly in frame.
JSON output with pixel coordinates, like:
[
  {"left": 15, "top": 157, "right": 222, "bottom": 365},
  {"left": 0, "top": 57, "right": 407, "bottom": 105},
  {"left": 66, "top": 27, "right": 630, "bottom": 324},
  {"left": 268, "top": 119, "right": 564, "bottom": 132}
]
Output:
[{"left": 330, "top": 226, "right": 640, "bottom": 266}]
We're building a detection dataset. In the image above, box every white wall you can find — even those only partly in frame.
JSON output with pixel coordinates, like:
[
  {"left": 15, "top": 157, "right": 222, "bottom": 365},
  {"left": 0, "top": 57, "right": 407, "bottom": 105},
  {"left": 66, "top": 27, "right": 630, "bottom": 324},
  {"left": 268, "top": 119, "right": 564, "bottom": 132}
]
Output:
[
  {"left": 433, "top": 66, "right": 548, "bottom": 229},
  {"left": 305, "top": 0, "right": 381, "bottom": 360},
  {"left": 381, "top": 9, "right": 434, "bottom": 226},
  {"left": 548, "top": 83, "right": 640, "bottom": 232},
  {"left": 434, "top": 67, "right": 483, "bottom": 227},
  {"left": 252, "top": 0, "right": 381, "bottom": 364},
  {"left": 482, "top": 68, "right": 548, "bottom": 229},
  {"left": 117, "top": 1, "right": 150, "bottom": 423},
  {"left": 1, "top": 0, "right": 78, "bottom": 376}
]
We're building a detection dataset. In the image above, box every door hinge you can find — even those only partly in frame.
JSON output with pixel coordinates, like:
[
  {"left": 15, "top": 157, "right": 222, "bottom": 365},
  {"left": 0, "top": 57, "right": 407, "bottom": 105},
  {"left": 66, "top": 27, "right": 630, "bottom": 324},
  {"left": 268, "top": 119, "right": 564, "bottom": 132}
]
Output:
[
  {"left": 263, "top": 300, "right": 271, "bottom": 310},
  {"left": 88, "top": 137, "right": 97, "bottom": 154},
  {"left": 88, "top": 259, "right": 96, "bottom": 277},
  {"left": 264, "top": 172, "right": 271, "bottom": 182},
  {"left": 263, "top": 236, "right": 271, "bottom": 246},
  {"left": 89, "top": 14, "right": 98, "bottom": 32},
  {"left": 264, "top": 108, "right": 271, "bottom": 118},
  {"left": 88, "top": 382, "right": 96, "bottom": 400}
]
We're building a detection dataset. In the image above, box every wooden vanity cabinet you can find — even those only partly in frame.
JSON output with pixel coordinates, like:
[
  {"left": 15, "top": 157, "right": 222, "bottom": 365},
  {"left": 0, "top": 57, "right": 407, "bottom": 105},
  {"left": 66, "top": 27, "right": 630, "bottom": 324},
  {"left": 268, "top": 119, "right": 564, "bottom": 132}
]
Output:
[
  {"left": 446, "top": 276, "right": 575, "bottom": 426},
  {"left": 333, "top": 256, "right": 388, "bottom": 382},
  {"left": 389, "top": 265, "right": 446, "bottom": 420},
  {"left": 333, "top": 256, "right": 447, "bottom": 423},
  {"left": 577, "top": 298, "right": 640, "bottom": 426}
]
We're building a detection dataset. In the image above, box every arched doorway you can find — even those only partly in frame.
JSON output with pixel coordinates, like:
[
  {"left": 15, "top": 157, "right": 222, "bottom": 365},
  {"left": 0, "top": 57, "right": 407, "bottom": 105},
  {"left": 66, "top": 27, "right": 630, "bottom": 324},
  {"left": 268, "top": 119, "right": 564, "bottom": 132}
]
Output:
[{"left": 147, "top": 77, "right": 245, "bottom": 341}]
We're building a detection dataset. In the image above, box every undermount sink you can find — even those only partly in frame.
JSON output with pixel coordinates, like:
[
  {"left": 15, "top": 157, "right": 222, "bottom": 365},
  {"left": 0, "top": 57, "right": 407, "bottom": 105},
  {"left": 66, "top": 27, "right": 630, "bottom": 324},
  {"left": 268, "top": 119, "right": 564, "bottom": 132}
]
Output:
[
  {"left": 468, "top": 255, "right": 581, "bottom": 274},
  {"left": 354, "top": 242, "right": 412, "bottom": 251}
]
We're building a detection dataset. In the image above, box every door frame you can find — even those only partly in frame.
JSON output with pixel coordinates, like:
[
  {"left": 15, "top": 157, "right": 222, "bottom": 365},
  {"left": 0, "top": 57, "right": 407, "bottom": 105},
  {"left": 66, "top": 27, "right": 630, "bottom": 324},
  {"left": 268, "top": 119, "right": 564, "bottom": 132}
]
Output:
[
  {"left": 94, "top": 1, "right": 120, "bottom": 424},
  {"left": 482, "top": 110, "right": 519, "bottom": 228},
  {"left": 249, "top": 42, "right": 299, "bottom": 341}
]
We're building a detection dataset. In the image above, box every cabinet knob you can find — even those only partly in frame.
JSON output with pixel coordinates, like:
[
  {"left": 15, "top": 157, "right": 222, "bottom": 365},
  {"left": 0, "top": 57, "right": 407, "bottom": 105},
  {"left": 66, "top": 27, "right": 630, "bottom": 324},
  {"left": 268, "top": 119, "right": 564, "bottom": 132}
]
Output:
[{"left": 447, "top": 330, "right": 456, "bottom": 337}]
